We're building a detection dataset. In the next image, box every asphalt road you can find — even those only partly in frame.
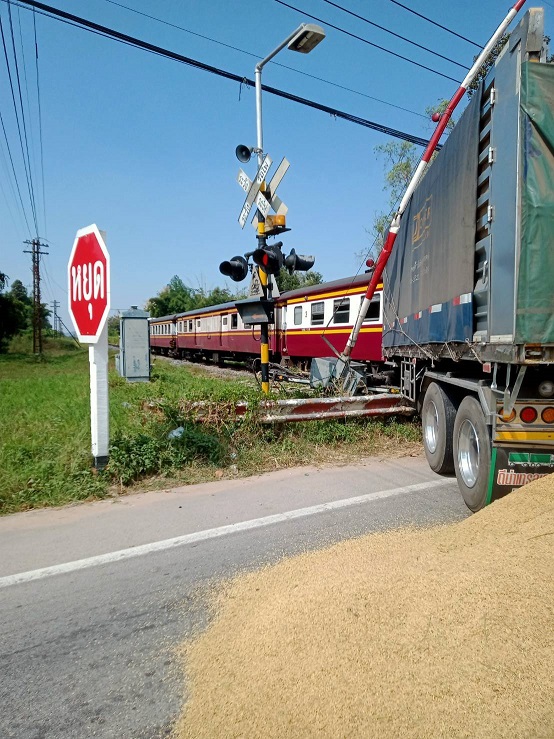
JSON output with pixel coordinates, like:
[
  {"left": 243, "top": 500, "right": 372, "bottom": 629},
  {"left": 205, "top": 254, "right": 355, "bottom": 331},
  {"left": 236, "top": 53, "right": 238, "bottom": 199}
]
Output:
[{"left": 0, "top": 456, "right": 469, "bottom": 738}]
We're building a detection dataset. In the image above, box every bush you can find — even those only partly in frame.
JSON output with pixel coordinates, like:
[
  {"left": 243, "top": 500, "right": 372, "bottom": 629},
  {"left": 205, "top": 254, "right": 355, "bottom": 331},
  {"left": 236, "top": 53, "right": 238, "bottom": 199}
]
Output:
[{"left": 108, "top": 424, "right": 225, "bottom": 485}]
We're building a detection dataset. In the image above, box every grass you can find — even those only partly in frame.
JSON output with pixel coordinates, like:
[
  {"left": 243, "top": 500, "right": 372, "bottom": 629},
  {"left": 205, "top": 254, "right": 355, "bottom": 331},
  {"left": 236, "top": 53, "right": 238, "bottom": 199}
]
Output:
[{"left": 0, "top": 338, "right": 421, "bottom": 514}]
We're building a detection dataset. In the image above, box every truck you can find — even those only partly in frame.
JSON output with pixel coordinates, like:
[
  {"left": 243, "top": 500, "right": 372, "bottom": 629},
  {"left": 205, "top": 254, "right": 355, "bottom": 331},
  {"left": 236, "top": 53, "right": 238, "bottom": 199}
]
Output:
[{"left": 376, "top": 7, "right": 554, "bottom": 511}]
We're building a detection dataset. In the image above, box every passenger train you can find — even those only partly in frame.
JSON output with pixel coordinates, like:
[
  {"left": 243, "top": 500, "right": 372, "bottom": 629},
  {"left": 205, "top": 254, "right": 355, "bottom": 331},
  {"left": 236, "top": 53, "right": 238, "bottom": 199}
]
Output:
[{"left": 149, "top": 273, "right": 383, "bottom": 370}]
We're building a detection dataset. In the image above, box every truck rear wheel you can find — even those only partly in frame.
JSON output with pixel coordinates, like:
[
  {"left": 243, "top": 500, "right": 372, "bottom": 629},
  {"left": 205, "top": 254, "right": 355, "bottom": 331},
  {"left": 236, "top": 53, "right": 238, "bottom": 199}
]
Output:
[
  {"left": 453, "top": 396, "right": 491, "bottom": 512},
  {"left": 421, "top": 382, "right": 456, "bottom": 475}
]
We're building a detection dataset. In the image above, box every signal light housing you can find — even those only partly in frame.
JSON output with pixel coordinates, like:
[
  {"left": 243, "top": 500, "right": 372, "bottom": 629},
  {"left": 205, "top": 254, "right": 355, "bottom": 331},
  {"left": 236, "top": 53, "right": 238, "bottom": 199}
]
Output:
[
  {"left": 252, "top": 241, "right": 284, "bottom": 275},
  {"left": 219, "top": 255, "right": 249, "bottom": 282},
  {"left": 284, "top": 248, "right": 315, "bottom": 274}
]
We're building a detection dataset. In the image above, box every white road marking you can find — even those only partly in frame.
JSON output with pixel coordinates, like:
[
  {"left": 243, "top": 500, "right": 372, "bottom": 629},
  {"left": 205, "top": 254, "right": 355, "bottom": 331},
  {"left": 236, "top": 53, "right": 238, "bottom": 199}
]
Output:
[{"left": 0, "top": 479, "right": 451, "bottom": 588}]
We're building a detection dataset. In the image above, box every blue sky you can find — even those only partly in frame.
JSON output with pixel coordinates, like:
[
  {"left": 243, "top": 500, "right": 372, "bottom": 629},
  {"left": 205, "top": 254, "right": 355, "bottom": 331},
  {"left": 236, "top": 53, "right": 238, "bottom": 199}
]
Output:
[{"left": 1, "top": 0, "right": 551, "bottom": 328}]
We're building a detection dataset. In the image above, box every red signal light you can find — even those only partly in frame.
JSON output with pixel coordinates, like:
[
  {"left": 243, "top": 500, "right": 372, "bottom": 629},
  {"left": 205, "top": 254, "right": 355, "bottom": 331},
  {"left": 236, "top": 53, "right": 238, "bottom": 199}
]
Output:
[{"left": 519, "top": 406, "right": 538, "bottom": 424}]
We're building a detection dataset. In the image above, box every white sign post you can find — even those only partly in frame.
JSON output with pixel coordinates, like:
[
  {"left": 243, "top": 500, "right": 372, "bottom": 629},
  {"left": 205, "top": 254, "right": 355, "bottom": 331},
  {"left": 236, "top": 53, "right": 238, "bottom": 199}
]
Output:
[{"left": 68, "top": 224, "right": 111, "bottom": 469}]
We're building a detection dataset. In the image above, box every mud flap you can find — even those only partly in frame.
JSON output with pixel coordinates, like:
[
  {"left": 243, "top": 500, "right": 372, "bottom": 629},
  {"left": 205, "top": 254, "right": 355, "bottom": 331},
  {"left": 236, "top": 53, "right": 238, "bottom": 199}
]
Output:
[{"left": 486, "top": 445, "right": 554, "bottom": 505}]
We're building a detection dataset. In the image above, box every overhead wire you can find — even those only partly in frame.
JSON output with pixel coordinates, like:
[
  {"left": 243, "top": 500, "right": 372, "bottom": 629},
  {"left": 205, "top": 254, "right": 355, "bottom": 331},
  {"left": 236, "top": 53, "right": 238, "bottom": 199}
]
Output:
[
  {"left": 322, "top": 0, "right": 468, "bottom": 70},
  {"left": 382, "top": 0, "right": 483, "bottom": 48},
  {"left": 16, "top": 4, "right": 39, "bottom": 218},
  {"left": 274, "top": 0, "right": 460, "bottom": 83},
  {"left": 0, "top": 102, "right": 32, "bottom": 235},
  {"left": 0, "top": 144, "right": 26, "bottom": 233},
  {"left": 8, "top": 0, "right": 441, "bottom": 149},
  {"left": 33, "top": 8, "right": 46, "bottom": 237},
  {"left": 101, "top": 0, "right": 427, "bottom": 121},
  {"left": 5, "top": 0, "right": 38, "bottom": 231}
]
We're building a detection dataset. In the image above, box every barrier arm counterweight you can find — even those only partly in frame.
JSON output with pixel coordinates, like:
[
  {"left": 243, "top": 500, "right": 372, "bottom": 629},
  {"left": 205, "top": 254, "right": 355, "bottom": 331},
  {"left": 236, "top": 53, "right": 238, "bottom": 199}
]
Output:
[{"left": 339, "top": 0, "right": 527, "bottom": 366}]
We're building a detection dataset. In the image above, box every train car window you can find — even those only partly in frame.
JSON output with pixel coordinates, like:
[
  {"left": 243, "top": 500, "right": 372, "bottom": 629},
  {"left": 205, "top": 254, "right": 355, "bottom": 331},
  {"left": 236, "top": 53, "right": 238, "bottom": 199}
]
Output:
[
  {"left": 333, "top": 298, "right": 350, "bottom": 324},
  {"left": 222, "top": 315, "right": 228, "bottom": 326},
  {"left": 197, "top": 320, "right": 201, "bottom": 329},
  {"left": 294, "top": 306, "right": 302, "bottom": 325},
  {"left": 231, "top": 314, "right": 238, "bottom": 329},
  {"left": 188, "top": 321, "right": 193, "bottom": 331},
  {"left": 311, "top": 301, "right": 325, "bottom": 326},
  {"left": 363, "top": 295, "right": 381, "bottom": 322}
]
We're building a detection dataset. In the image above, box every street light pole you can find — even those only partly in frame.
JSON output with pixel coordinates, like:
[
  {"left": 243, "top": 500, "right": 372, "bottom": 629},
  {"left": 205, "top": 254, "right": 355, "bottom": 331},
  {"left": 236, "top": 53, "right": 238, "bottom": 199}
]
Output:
[{"left": 253, "top": 23, "right": 325, "bottom": 393}]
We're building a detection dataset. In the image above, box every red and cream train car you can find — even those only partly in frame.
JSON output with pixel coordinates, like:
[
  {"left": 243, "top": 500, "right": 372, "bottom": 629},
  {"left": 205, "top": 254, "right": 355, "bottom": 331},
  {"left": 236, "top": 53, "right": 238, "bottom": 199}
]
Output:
[{"left": 149, "top": 273, "right": 383, "bottom": 366}]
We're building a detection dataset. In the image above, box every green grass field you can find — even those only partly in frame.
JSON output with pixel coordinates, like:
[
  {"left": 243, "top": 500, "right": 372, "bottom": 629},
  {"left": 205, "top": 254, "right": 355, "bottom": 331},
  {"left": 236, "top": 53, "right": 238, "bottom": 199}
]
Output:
[{"left": 0, "top": 339, "right": 420, "bottom": 514}]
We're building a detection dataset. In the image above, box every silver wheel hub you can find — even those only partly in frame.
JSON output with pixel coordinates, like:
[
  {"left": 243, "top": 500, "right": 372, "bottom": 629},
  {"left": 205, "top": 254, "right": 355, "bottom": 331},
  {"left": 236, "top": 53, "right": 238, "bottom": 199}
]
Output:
[
  {"left": 458, "top": 419, "right": 480, "bottom": 488},
  {"left": 424, "top": 400, "right": 439, "bottom": 454}
]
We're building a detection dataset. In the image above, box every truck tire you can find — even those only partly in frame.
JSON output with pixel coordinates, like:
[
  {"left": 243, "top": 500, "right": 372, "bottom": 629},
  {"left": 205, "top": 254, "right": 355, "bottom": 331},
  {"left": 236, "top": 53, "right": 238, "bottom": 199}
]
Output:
[
  {"left": 421, "top": 382, "right": 456, "bottom": 475},
  {"left": 453, "top": 395, "right": 491, "bottom": 512}
]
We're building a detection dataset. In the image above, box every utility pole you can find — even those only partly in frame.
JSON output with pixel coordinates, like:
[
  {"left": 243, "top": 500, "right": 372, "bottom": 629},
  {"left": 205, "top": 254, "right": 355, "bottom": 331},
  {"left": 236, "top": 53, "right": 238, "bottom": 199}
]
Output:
[
  {"left": 23, "top": 238, "right": 49, "bottom": 354},
  {"left": 51, "top": 300, "right": 60, "bottom": 336}
]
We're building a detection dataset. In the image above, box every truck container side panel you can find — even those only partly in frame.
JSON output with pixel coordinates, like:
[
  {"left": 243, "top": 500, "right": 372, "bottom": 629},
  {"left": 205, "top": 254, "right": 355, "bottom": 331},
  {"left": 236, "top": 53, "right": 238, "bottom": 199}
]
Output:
[
  {"left": 383, "top": 91, "right": 481, "bottom": 347},
  {"left": 517, "top": 62, "right": 554, "bottom": 344}
]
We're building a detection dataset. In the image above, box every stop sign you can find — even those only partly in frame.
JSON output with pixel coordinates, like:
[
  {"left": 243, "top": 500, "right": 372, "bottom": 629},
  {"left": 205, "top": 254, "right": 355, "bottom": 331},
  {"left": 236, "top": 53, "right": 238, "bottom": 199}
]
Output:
[{"left": 68, "top": 224, "right": 110, "bottom": 342}]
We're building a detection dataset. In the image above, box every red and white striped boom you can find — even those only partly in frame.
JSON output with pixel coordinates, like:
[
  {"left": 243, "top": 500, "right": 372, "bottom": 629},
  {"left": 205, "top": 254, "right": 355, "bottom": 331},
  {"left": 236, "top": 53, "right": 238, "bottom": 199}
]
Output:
[{"left": 340, "top": 0, "right": 527, "bottom": 362}]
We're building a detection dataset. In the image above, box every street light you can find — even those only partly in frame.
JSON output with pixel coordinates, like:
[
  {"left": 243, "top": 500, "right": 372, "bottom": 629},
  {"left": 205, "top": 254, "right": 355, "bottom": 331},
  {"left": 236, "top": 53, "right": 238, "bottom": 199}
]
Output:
[
  {"left": 244, "top": 23, "right": 325, "bottom": 395},
  {"left": 254, "top": 24, "right": 325, "bottom": 168}
]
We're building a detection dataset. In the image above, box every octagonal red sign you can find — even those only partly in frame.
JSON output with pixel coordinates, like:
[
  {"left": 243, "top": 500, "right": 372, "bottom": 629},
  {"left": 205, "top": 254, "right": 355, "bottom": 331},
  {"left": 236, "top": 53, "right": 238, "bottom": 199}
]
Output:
[{"left": 68, "top": 224, "right": 110, "bottom": 343}]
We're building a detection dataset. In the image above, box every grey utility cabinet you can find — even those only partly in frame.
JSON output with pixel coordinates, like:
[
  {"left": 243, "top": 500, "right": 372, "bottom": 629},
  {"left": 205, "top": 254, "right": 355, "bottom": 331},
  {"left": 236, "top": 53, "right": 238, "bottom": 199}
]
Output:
[{"left": 117, "top": 306, "right": 150, "bottom": 382}]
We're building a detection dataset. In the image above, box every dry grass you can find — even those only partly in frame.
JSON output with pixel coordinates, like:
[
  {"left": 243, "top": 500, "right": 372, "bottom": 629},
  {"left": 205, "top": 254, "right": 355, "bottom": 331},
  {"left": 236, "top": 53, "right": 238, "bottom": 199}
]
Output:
[{"left": 173, "top": 475, "right": 554, "bottom": 739}]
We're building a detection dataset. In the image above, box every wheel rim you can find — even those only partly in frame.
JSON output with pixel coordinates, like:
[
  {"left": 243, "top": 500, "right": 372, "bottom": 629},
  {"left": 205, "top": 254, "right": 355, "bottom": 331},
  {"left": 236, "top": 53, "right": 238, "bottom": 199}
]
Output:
[
  {"left": 424, "top": 400, "right": 439, "bottom": 454},
  {"left": 458, "top": 419, "right": 480, "bottom": 488}
]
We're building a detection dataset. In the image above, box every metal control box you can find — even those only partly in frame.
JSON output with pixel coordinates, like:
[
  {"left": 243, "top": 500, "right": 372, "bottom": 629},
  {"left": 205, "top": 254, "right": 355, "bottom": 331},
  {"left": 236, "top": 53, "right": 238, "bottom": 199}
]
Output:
[{"left": 117, "top": 306, "right": 151, "bottom": 382}]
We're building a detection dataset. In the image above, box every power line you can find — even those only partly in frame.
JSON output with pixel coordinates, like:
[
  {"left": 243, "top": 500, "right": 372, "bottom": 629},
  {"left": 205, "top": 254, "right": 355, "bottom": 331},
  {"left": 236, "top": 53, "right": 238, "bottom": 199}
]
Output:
[
  {"left": 274, "top": 0, "right": 460, "bottom": 83},
  {"left": 383, "top": 0, "right": 483, "bottom": 48},
  {"left": 322, "top": 0, "right": 468, "bottom": 70},
  {"left": 33, "top": 9, "right": 46, "bottom": 237},
  {"left": 0, "top": 106, "right": 32, "bottom": 234},
  {"left": 0, "top": 13, "right": 36, "bottom": 232},
  {"left": 9, "top": 0, "right": 441, "bottom": 149},
  {"left": 5, "top": 1, "right": 38, "bottom": 231},
  {"left": 101, "top": 0, "right": 427, "bottom": 121}
]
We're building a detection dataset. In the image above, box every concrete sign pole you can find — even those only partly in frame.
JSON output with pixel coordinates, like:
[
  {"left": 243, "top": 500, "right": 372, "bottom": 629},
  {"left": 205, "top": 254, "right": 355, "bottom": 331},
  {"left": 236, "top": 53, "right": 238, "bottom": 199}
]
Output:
[
  {"left": 89, "top": 326, "right": 109, "bottom": 468},
  {"left": 68, "top": 224, "right": 111, "bottom": 469}
]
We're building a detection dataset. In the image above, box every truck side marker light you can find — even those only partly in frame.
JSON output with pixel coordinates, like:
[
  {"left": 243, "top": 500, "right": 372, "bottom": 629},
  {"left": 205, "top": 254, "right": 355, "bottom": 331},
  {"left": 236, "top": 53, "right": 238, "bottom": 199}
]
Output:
[
  {"left": 500, "top": 409, "right": 516, "bottom": 422},
  {"left": 541, "top": 407, "right": 554, "bottom": 424},
  {"left": 520, "top": 406, "right": 538, "bottom": 424}
]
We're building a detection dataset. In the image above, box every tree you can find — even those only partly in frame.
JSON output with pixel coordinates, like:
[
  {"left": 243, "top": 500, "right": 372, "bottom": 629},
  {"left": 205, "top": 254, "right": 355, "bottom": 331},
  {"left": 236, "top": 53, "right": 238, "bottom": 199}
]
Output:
[
  {"left": 467, "top": 34, "right": 510, "bottom": 98},
  {"left": 146, "top": 276, "right": 241, "bottom": 318},
  {"left": 275, "top": 269, "right": 323, "bottom": 293},
  {"left": 0, "top": 274, "right": 27, "bottom": 351},
  {"left": 359, "top": 100, "right": 456, "bottom": 265},
  {"left": 10, "top": 279, "right": 31, "bottom": 305}
]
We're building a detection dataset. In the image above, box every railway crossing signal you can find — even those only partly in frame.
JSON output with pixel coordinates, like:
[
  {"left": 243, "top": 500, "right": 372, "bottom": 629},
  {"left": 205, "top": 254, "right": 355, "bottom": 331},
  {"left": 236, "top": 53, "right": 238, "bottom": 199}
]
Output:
[
  {"left": 252, "top": 241, "right": 284, "bottom": 276},
  {"left": 228, "top": 148, "right": 318, "bottom": 394},
  {"left": 284, "top": 248, "right": 315, "bottom": 274},
  {"left": 219, "top": 255, "right": 249, "bottom": 282}
]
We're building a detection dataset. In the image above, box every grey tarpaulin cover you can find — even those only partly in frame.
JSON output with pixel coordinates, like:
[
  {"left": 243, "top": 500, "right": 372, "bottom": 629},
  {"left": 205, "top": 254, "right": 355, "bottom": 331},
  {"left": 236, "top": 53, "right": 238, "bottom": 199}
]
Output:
[{"left": 383, "top": 90, "right": 481, "bottom": 347}]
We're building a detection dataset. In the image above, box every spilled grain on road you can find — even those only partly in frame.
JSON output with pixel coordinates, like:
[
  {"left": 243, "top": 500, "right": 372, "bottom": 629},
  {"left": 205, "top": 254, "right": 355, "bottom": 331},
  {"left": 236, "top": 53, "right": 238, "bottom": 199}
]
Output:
[{"left": 173, "top": 475, "right": 554, "bottom": 738}]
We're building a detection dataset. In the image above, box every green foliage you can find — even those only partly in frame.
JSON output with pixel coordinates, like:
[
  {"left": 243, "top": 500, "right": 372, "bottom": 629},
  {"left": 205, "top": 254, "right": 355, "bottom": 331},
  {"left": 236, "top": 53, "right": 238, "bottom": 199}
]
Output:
[
  {"left": 146, "top": 275, "right": 238, "bottom": 317},
  {"left": 0, "top": 345, "right": 420, "bottom": 514},
  {"left": 359, "top": 100, "right": 456, "bottom": 266},
  {"left": 108, "top": 426, "right": 224, "bottom": 485},
  {"left": 275, "top": 269, "right": 323, "bottom": 293},
  {"left": 467, "top": 34, "right": 509, "bottom": 98},
  {"left": 107, "top": 315, "right": 120, "bottom": 335},
  {"left": 0, "top": 278, "right": 52, "bottom": 352}
]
